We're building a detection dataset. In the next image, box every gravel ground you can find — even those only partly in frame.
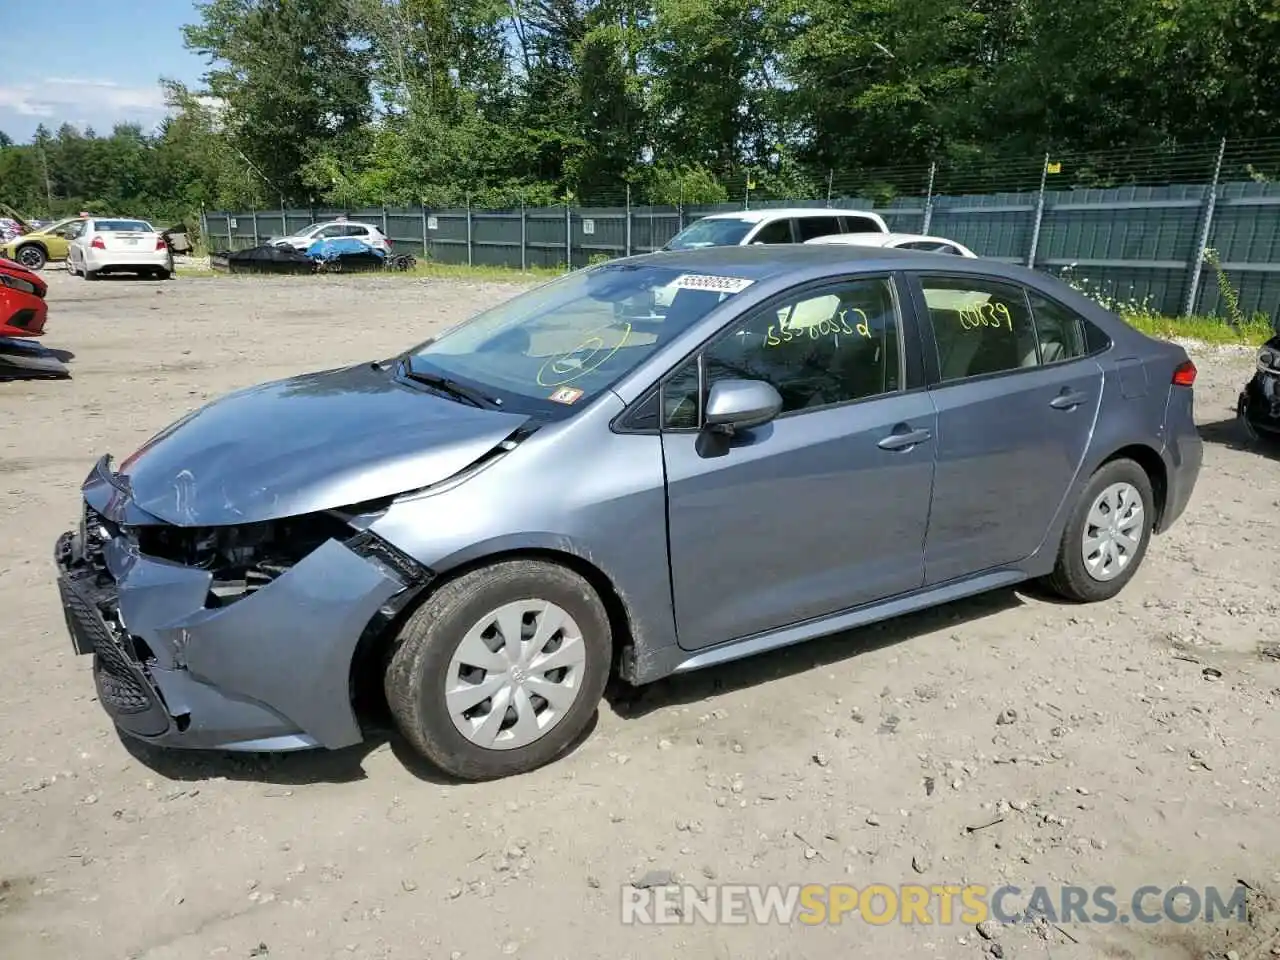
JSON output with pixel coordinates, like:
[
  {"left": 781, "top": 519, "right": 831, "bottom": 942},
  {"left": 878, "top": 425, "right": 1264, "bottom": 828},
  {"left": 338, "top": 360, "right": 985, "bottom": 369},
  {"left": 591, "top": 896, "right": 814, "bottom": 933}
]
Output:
[{"left": 1, "top": 269, "right": 1278, "bottom": 960}]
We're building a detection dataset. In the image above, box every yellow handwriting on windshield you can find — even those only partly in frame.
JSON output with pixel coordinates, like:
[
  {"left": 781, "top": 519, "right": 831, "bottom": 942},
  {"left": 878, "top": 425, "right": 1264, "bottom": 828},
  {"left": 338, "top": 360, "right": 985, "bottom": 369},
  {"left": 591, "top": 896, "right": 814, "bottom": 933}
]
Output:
[
  {"left": 535, "top": 323, "right": 633, "bottom": 387},
  {"left": 958, "top": 301, "right": 1013, "bottom": 332},
  {"left": 764, "top": 308, "right": 871, "bottom": 348}
]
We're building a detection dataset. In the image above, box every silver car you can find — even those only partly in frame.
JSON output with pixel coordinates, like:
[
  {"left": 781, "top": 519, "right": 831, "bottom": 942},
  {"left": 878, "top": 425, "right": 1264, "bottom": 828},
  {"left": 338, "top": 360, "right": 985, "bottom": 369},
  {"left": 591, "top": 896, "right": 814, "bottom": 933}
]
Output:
[{"left": 53, "top": 246, "right": 1202, "bottom": 780}]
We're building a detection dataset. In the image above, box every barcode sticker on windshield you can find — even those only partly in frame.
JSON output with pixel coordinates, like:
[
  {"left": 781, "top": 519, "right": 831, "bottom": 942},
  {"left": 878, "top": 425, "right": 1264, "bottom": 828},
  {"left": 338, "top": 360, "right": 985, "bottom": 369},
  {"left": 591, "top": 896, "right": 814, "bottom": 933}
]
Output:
[{"left": 670, "top": 273, "right": 754, "bottom": 294}]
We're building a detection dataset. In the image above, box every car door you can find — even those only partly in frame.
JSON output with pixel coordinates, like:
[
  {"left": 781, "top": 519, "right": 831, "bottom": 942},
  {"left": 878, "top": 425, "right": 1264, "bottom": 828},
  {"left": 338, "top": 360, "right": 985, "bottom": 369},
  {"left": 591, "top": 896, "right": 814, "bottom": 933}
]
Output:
[
  {"left": 909, "top": 274, "right": 1105, "bottom": 585},
  {"left": 64, "top": 221, "right": 88, "bottom": 266},
  {"left": 659, "top": 274, "right": 937, "bottom": 650}
]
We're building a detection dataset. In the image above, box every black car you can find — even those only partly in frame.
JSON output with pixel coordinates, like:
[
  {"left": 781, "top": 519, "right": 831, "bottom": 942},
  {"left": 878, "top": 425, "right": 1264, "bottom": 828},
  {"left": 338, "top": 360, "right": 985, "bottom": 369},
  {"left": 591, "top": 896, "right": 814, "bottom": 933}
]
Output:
[{"left": 1239, "top": 332, "right": 1280, "bottom": 444}]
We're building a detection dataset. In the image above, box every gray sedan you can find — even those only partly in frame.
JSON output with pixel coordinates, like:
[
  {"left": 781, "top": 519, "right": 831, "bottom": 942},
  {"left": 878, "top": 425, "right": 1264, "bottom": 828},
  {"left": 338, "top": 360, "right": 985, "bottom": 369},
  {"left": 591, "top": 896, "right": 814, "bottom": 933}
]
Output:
[{"left": 53, "top": 246, "right": 1202, "bottom": 780}]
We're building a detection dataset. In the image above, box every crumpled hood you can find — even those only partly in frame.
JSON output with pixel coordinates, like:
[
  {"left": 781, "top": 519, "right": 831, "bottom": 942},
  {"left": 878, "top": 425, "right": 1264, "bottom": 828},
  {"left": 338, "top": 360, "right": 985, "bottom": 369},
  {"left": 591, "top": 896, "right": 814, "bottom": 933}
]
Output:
[{"left": 107, "top": 362, "right": 530, "bottom": 526}]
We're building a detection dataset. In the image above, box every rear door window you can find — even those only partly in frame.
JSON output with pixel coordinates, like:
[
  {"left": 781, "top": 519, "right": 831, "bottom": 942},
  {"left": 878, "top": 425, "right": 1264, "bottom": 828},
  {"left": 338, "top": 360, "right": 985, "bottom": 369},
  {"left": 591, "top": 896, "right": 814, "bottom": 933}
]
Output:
[
  {"left": 919, "top": 276, "right": 1040, "bottom": 381},
  {"left": 1026, "top": 292, "right": 1096, "bottom": 362},
  {"left": 750, "top": 219, "right": 794, "bottom": 244},
  {"left": 794, "top": 216, "right": 844, "bottom": 242}
]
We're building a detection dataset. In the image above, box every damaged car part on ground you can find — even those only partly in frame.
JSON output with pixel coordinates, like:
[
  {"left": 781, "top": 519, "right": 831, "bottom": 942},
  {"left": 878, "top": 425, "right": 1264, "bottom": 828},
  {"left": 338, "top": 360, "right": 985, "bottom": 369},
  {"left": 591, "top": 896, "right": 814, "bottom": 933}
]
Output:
[
  {"left": 1238, "top": 332, "right": 1280, "bottom": 446},
  {"left": 54, "top": 245, "right": 1203, "bottom": 781}
]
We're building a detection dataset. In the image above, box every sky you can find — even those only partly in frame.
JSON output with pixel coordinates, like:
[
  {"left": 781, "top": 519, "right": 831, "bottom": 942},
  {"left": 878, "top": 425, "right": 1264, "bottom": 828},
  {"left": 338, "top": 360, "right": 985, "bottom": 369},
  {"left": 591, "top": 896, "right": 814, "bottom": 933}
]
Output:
[{"left": 0, "top": 1, "right": 207, "bottom": 143}]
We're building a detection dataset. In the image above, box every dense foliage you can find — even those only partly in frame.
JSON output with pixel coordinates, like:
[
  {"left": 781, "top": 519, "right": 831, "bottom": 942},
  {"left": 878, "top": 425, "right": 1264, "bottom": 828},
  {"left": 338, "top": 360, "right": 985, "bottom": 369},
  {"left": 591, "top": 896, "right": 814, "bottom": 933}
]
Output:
[{"left": 1, "top": 0, "right": 1277, "bottom": 221}]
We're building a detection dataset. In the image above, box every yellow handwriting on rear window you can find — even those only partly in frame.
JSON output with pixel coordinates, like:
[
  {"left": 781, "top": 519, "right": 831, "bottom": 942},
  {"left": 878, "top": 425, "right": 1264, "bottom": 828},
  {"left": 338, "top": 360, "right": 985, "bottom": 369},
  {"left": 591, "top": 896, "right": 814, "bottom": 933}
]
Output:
[{"left": 959, "top": 302, "right": 1013, "bottom": 332}]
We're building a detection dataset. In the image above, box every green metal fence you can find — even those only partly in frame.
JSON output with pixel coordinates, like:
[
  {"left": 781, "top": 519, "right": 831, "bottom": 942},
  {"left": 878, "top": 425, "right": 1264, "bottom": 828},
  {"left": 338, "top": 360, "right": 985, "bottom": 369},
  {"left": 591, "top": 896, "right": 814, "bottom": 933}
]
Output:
[{"left": 204, "top": 179, "right": 1280, "bottom": 319}]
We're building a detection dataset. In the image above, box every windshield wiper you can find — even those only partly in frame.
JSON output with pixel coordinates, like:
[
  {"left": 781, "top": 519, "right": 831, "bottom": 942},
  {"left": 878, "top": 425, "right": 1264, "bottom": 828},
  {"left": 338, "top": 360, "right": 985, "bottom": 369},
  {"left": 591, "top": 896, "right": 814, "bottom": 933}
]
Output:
[{"left": 401, "top": 358, "right": 501, "bottom": 408}]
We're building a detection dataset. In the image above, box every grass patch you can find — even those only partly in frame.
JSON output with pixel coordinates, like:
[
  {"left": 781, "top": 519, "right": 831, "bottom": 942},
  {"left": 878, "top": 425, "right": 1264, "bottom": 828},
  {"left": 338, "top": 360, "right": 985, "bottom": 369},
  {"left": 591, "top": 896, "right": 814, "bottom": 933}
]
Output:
[{"left": 1120, "top": 310, "right": 1273, "bottom": 346}]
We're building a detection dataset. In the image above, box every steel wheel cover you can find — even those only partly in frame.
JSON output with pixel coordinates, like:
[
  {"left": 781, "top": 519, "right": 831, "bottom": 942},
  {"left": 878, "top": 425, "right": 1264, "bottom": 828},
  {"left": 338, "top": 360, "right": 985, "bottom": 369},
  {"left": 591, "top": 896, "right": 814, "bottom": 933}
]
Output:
[
  {"left": 1081, "top": 481, "right": 1145, "bottom": 582},
  {"left": 445, "top": 599, "right": 588, "bottom": 751}
]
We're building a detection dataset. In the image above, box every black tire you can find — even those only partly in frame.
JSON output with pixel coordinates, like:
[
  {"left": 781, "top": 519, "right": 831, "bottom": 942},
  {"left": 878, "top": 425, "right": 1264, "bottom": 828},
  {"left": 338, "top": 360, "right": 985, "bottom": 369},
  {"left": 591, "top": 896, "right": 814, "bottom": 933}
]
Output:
[
  {"left": 84, "top": 268, "right": 99, "bottom": 281},
  {"left": 151, "top": 269, "right": 172, "bottom": 281},
  {"left": 1237, "top": 395, "right": 1280, "bottom": 451},
  {"left": 66, "top": 256, "right": 79, "bottom": 277},
  {"left": 15, "top": 245, "right": 46, "bottom": 271},
  {"left": 385, "top": 559, "right": 612, "bottom": 780},
  {"left": 1044, "top": 458, "right": 1155, "bottom": 603}
]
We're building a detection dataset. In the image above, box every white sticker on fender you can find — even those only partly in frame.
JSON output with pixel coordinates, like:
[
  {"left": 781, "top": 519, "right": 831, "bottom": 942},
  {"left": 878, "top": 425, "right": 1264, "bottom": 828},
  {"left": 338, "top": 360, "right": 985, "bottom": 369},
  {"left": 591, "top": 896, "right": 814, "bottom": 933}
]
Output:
[{"left": 669, "top": 273, "right": 755, "bottom": 294}]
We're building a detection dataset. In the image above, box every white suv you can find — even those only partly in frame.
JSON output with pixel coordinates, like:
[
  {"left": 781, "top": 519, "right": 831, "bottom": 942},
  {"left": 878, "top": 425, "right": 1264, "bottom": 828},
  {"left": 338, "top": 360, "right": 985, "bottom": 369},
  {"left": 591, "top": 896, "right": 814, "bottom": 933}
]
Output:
[
  {"left": 269, "top": 220, "right": 392, "bottom": 253},
  {"left": 664, "top": 207, "right": 888, "bottom": 250}
]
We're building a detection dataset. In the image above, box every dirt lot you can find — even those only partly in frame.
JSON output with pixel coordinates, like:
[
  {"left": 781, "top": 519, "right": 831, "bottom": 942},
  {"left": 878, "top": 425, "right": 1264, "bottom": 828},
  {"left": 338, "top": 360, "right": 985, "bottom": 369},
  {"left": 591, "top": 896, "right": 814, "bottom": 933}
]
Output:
[{"left": 2, "top": 269, "right": 1278, "bottom": 960}]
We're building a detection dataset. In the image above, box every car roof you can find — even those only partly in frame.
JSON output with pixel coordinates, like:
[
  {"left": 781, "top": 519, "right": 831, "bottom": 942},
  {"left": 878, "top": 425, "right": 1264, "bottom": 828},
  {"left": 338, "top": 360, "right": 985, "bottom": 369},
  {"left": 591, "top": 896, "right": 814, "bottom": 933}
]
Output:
[
  {"left": 700, "top": 207, "right": 882, "bottom": 223},
  {"left": 811, "top": 233, "right": 967, "bottom": 247},
  {"left": 614, "top": 243, "right": 1008, "bottom": 281}
]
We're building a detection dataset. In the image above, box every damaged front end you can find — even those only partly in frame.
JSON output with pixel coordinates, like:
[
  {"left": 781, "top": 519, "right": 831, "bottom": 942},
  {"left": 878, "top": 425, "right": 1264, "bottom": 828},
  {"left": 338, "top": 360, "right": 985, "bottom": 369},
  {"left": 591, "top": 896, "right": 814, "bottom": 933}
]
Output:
[
  {"left": 54, "top": 456, "right": 432, "bottom": 751},
  {"left": 1239, "top": 334, "right": 1280, "bottom": 442}
]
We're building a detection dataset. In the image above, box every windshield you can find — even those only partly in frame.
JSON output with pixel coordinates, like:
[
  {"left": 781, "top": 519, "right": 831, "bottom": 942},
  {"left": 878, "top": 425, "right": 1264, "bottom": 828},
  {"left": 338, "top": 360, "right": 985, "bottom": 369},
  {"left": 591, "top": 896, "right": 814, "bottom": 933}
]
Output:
[
  {"left": 41, "top": 217, "right": 80, "bottom": 235},
  {"left": 405, "top": 262, "right": 754, "bottom": 417},
  {"left": 665, "top": 218, "right": 755, "bottom": 250},
  {"left": 96, "top": 219, "right": 152, "bottom": 232}
]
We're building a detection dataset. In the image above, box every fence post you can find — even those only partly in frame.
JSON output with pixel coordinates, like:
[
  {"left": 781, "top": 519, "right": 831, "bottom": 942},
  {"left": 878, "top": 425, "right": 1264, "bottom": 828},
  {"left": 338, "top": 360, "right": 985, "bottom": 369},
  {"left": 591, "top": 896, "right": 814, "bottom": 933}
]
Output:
[
  {"left": 227, "top": 215, "right": 234, "bottom": 252},
  {"left": 826, "top": 171, "right": 834, "bottom": 207},
  {"left": 921, "top": 162, "right": 937, "bottom": 234},
  {"left": 199, "top": 207, "right": 207, "bottom": 251},
  {"left": 420, "top": 204, "right": 428, "bottom": 256},
  {"left": 381, "top": 205, "right": 389, "bottom": 239},
  {"left": 520, "top": 199, "right": 527, "bottom": 272},
  {"left": 625, "top": 183, "right": 632, "bottom": 257},
  {"left": 564, "top": 201, "right": 571, "bottom": 269},
  {"left": 1026, "top": 153, "right": 1049, "bottom": 268},
  {"left": 1183, "top": 137, "right": 1227, "bottom": 317},
  {"left": 466, "top": 196, "right": 473, "bottom": 267}
]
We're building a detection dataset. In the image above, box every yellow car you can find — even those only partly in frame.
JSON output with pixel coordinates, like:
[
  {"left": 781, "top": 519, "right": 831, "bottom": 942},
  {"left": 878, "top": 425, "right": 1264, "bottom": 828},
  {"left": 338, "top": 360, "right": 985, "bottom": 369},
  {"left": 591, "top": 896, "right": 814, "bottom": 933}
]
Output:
[{"left": 0, "top": 216, "right": 88, "bottom": 271}]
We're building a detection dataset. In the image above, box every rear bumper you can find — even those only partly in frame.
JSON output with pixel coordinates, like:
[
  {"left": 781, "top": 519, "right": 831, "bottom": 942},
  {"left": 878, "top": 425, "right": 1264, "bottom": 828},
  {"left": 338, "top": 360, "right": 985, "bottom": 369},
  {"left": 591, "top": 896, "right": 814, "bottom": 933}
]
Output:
[
  {"left": 82, "top": 247, "right": 173, "bottom": 272},
  {"left": 1159, "top": 386, "right": 1203, "bottom": 532},
  {"left": 53, "top": 493, "right": 419, "bottom": 752}
]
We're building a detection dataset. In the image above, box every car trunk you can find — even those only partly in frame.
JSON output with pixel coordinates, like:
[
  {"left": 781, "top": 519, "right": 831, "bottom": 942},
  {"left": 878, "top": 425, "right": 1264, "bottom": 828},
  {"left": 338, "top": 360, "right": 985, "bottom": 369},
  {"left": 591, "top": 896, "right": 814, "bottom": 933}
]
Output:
[{"left": 100, "top": 231, "right": 153, "bottom": 252}]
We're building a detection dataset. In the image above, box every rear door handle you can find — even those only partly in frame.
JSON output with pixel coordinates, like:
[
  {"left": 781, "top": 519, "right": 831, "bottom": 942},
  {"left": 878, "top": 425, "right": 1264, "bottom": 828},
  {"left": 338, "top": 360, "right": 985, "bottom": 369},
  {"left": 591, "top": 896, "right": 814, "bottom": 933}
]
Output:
[
  {"left": 1050, "top": 390, "right": 1089, "bottom": 410},
  {"left": 878, "top": 427, "right": 933, "bottom": 451}
]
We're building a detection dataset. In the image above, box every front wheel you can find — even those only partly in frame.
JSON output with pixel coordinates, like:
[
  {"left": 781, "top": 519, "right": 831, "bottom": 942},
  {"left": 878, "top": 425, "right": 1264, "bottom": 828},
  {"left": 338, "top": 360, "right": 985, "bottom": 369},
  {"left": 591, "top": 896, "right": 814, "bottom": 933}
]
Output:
[
  {"left": 385, "top": 559, "right": 612, "bottom": 781},
  {"left": 1044, "top": 458, "right": 1155, "bottom": 603},
  {"left": 15, "top": 245, "right": 46, "bottom": 271}
]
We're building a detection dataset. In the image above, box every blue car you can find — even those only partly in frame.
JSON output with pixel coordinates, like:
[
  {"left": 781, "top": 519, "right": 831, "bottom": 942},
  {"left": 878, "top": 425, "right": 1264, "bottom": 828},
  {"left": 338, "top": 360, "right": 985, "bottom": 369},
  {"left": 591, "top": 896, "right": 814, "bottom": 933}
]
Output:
[{"left": 53, "top": 246, "right": 1202, "bottom": 780}]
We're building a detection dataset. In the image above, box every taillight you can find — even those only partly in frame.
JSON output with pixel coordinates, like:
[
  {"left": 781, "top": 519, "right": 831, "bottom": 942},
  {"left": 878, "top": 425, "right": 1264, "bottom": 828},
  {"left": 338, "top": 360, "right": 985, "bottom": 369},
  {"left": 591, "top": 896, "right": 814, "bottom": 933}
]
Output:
[
  {"left": 1172, "top": 359, "right": 1197, "bottom": 387},
  {"left": 90, "top": 236, "right": 105, "bottom": 250},
  {"left": 385, "top": 238, "right": 393, "bottom": 249},
  {"left": 156, "top": 237, "right": 167, "bottom": 251}
]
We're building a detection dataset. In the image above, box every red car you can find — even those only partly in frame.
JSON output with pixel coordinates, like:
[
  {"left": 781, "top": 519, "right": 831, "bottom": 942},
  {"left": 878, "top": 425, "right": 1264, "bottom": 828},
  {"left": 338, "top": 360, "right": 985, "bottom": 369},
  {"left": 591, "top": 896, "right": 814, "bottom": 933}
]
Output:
[{"left": 0, "top": 256, "right": 48, "bottom": 337}]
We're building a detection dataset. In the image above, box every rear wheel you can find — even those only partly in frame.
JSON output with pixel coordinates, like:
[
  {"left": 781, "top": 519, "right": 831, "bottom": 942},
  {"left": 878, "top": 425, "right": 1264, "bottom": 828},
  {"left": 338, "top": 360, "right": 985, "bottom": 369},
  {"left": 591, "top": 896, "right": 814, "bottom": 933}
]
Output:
[
  {"left": 66, "top": 255, "right": 79, "bottom": 277},
  {"left": 15, "top": 245, "right": 45, "bottom": 271},
  {"left": 154, "top": 269, "right": 172, "bottom": 280},
  {"left": 385, "top": 559, "right": 612, "bottom": 781},
  {"left": 1044, "top": 458, "right": 1154, "bottom": 602},
  {"left": 84, "top": 268, "right": 99, "bottom": 281}
]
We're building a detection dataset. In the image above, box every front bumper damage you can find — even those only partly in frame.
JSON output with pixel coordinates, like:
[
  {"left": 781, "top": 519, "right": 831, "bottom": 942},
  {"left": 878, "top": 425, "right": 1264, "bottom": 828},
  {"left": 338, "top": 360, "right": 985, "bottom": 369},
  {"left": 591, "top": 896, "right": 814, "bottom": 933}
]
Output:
[
  {"left": 1239, "top": 368, "right": 1280, "bottom": 438},
  {"left": 54, "top": 457, "right": 431, "bottom": 752}
]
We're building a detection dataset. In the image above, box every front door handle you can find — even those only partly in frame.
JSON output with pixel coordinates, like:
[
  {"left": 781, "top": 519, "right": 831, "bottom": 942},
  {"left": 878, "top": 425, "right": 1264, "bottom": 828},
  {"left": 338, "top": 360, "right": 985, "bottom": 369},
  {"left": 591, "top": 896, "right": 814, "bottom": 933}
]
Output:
[
  {"left": 1049, "top": 390, "right": 1089, "bottom": 410},
  {"left": 878, "top": 427, "right": 933, "bottom": 451}
]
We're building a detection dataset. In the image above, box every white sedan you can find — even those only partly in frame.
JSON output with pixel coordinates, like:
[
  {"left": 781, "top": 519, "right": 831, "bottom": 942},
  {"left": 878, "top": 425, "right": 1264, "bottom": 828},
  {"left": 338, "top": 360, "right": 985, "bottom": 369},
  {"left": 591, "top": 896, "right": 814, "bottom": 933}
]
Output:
[
  {"left": 68, "top": 218, "right": 174, "bottom": 280},
  {"left": 805, "top": 231, "right": 978, "bottom": 257}
]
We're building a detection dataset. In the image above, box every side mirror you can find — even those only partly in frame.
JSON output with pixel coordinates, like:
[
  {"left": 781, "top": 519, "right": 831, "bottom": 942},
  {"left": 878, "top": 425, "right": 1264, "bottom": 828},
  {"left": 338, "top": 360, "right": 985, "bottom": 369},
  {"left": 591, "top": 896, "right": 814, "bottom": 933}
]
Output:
[{"left": 703, "top": 379, "right": 783, "bottom": 434}]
